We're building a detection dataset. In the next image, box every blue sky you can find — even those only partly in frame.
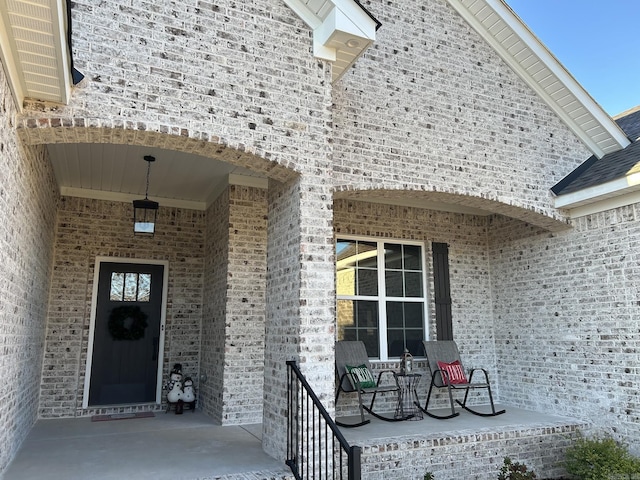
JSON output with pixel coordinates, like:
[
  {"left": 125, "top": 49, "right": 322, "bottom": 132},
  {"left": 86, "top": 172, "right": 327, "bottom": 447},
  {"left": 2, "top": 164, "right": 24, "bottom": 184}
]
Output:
[{"left": 506, "top": 0, "right": 640, "bottom": 117}]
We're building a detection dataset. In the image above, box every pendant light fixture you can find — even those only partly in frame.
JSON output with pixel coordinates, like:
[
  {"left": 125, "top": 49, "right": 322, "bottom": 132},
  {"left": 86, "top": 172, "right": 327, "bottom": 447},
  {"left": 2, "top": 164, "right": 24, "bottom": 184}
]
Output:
[{"left": 133, "top": 155, "right": 159, "bottom": 235}]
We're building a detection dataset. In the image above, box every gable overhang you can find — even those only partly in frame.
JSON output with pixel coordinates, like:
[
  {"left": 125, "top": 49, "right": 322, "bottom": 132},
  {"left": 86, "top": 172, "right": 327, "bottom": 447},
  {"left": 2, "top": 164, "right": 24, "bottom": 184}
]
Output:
[
  {"left": 0, "top": 0, "right": 72, "bottom": 110},
  {"left": 284, "top": 0, "right": 381, "bottom": 83},
  {"left": 447, "top": 0, "right": 630, "bottom": 159},
  {"left": 553, "top": 172, "right": 640, "bottom": 218}
]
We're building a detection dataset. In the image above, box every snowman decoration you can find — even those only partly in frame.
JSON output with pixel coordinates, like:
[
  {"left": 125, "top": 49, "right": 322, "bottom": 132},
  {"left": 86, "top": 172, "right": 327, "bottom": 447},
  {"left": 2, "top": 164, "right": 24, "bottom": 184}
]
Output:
[
  {"left": 166, "top": 364, "right": 184, "bottom": 413},
  {"left": 182, "top": 376, "right": 196, "bottom": 406}
]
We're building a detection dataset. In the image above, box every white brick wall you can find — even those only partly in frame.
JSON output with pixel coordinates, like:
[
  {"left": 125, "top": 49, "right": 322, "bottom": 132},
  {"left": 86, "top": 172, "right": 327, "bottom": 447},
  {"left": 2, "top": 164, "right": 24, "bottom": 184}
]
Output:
[
  {"left": 42, "top": 197, "right": 205, "bottom": 417},
  {"left": 1, "top": 0, "right": 638, "bottom": 476},
  {"left": 201, "top": 184, "right": 270, "bottom": 426},
  {"left": 218, "top": 185, "right": 268, "bottom": 425},
  {"left": 0, "top": 64, "right": 59, "bottom": 476},
  {"left": 200, "top": 188, "right": 230, "bottom": 420},
  {"left": 332, "top": 0, "right": 589, "bottom": 231},
  {"left": 490, "top": 206, "right": 640, "bottom": 454}
]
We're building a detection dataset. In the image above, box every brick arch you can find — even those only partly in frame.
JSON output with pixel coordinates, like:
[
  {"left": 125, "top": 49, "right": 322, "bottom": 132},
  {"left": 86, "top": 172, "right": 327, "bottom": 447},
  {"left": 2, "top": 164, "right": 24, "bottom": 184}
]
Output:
[
  {"left": 15, "top": 121, "right": 299, "bottom": 184},
  {"left": 333, "top": 186, "right": 571, "bottom": 232}
]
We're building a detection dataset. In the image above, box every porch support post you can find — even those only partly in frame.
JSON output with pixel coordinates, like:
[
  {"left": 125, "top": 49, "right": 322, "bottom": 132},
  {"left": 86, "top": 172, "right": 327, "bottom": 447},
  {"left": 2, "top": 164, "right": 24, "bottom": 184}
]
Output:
[{"left": 263, "top": 175, "right": 335, "bottom": 460}]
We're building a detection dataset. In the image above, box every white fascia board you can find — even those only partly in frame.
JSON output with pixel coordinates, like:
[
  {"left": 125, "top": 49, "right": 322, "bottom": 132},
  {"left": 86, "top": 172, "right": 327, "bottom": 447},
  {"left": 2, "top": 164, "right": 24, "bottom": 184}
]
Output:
[
  {"left": 560, "top": 190, "right": 640, "bottom": 219},
  {"left": 52, "top": 0, "right": 72, "bottom": 104},
  {"left": 0, "top": 0, "right": 71, "bottom": 107},
  {"left": 0, "top": 6, "right": 26, "bottom": 110},
  {"left": 315, "top": 6, "right": 374, "bottom": 45},
  {"left": 333, "top": 0, "right": 378, "bottom": 39},
  {"left": 488, "top": 0, "right": 628, "bottom": 153},
  {"left": 554, "top": 173, "right": 640, "bottom": 216},
  {"left": 282, "top": 0, "right": 323, "bottom": 30},
  {"left": 447, "top": 0, "right": 629, "bottom": 158},
  {"left": 285, "top": 0, "right": 378, "bottom": 64}
]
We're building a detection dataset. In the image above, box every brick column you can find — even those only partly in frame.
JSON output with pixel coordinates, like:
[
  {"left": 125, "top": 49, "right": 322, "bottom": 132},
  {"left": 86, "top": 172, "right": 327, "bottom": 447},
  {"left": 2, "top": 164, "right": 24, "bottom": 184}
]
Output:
[{"left": 262, "top": 176, "right": 335, "bottom": 459}]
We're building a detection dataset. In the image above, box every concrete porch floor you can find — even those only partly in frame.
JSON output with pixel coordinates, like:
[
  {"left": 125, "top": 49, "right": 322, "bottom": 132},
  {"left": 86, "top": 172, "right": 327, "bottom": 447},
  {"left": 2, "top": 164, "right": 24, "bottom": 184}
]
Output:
[
  {"left": 338, "top": 404, "right": 581, "bottom": 445},
  {"left": 3, "top": 411, "right": 292, "bottom": 480},
  {"left": 3, "top": 406, "right": 583, "bottom": 480}
]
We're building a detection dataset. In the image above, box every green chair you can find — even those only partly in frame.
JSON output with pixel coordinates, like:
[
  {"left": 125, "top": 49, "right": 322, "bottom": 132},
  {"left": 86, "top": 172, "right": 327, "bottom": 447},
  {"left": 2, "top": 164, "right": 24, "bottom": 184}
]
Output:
[{"left": 335, "top": 340, "right": 408, "bottom": 427}]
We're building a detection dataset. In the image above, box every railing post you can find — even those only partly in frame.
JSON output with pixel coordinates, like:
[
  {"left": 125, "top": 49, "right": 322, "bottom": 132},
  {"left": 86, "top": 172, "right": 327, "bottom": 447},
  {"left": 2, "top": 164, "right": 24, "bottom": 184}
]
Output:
[
  {"left": 286, "top": 360, "right": 362, "bottom": 480},
  {"left": 349, "top": 445, "right": 361, "bottom": 480}
]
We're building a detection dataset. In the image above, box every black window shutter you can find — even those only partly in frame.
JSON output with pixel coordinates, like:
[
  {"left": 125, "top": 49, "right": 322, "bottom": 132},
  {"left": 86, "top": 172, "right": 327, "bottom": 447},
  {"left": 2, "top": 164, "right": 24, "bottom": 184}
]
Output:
[{"left": 432, "top": 242, "right": 453, "bottom": 341}]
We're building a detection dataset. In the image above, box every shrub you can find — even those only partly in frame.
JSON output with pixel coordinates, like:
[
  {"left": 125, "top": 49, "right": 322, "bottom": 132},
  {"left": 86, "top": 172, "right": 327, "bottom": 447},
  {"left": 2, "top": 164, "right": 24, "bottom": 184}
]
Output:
[
  {"left": 498, "top": 457, "right": 537, "bottom": 479},
  {"left": 423, "top": 472, "right": 435, "bottom": 480},
  {"left": 564, "top": 434, "right": 640, "bottom": 480}
]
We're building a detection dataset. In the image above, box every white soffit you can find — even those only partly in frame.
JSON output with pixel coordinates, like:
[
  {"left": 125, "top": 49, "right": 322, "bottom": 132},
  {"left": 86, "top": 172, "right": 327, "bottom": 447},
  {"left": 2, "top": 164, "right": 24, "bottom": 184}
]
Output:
[
  {"left": 447, "top": 0, "right": 630, "bottom": 159},
  {"left": 284, "top": 0, "right": 380, "bottom": 82},
  {"left": 0, "top": 0, "right": 71, "bottom": 108}
]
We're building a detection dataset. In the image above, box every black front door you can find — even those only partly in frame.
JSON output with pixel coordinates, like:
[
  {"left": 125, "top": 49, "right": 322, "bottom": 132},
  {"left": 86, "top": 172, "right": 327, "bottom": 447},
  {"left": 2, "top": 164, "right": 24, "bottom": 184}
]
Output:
[{"left": 88, "top": 262, "right": 164, "bottom": 406}]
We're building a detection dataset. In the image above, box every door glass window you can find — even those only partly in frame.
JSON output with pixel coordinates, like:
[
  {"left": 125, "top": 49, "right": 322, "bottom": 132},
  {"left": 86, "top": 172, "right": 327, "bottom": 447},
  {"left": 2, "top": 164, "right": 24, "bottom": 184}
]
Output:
[{"left": 110, "top": 272, "right": 151, "bottom": 302}]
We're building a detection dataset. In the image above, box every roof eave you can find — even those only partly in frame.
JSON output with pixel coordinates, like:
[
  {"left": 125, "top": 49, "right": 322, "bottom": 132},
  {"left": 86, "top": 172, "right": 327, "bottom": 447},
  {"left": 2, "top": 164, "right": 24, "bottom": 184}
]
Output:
[
  {"left": 0, "top": 0, "right": 72, "bottom": 110},
  {"left": 554, "top": 176, "right": 640, "bottom": 218},
  {"left": 284, "top": 0, "right": 380, "bottom": 83},
  {"left": 447, "top": 0, "right": 630, "bottom": 159}
]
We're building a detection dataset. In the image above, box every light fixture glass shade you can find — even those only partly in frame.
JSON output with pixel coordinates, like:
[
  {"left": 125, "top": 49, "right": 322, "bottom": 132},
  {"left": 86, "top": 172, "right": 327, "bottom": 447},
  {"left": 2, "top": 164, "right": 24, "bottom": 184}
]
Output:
[{"left": 133, "top": 198, "right": 159, "bottom": 235}]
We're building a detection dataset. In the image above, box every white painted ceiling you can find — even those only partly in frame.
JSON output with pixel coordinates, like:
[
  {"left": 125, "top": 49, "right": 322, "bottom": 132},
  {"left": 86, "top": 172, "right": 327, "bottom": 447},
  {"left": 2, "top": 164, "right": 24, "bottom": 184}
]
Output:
[{"left": 47, "top": 143, "right": 265, "bottom": 210}]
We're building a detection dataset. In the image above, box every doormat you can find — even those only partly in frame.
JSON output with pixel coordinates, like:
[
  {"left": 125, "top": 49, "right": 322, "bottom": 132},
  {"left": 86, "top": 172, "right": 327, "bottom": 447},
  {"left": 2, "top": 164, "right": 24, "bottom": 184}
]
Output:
[{"left": 91, "top": 411, "right": 155, "bottom": 422}]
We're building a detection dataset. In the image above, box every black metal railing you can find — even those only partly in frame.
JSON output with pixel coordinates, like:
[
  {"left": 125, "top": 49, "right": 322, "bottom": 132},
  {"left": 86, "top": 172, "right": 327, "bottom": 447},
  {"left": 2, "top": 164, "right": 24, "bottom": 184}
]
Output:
[{"left": 286, "top": 360, "right": 361, "bottom": 480}]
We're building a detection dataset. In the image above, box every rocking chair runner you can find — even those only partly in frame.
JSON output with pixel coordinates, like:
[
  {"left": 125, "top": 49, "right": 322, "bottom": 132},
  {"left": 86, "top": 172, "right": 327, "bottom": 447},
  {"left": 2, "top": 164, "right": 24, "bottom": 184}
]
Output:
[
  {"left": 335, "top": 340, "right": 410, "bottom": 427},
  {"left": 420, "top": 340, "right": 505, "bottom": 419}
]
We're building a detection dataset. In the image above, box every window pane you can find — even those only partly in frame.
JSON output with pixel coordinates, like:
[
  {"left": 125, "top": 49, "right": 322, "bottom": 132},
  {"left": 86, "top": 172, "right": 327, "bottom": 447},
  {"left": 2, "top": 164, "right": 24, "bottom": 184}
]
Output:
[
  {"left": 405, "top": 334, "right": 423, "bottom": 357},
  {"left": 387, "top": 330, "right": 405, "bottom": 357},
  {"left": 357, "top": 301, "right": 378, "bottom": 328},
  {"left": 356, "top": 241, "right": 377, "bottom": 268},
  {"left": 361, "top": 332, "right": 380, "bottom": 358},
  {"left": 337, "top": 300, "right": 355, "bottom": 333},
  {"left": 386, "top": 302, "right": 404, "bottom": 328},
  {"left": 124, "top": 273, "right": 138, "bottom": 301},
  {"left": 110, "top": 273, "right": 124, "bottom": 301},
  {"left": 404, "top": 272, "right": 423, "bottom": 297},
  {"left": 341, "top": 328, "right": 357, "bottom": 342},
  {"left": 386, "top": 301, "right": 425, "bottom": 358},
  {"left": 385, "top": 271, "right": 403, "bottom": 296},
  {"left": 384, "top": 243, "right": 403, "bottom": 269},
  {"left": 138, "top": 274, "right": 151, "bottom": 302},
  {"left": 403, "top": 245, "right": 421, "bottom": 270},
  {"left": 337, "top": 300, "right": 379, "bottom": 336},
  {"left": 404, "top": 303, "right": 424, "bottom": 327},
  {"left": 336, "top": 267, "right": 356, "bottom": 296},
  {"left": 336, "top": 240, "right": 357, "bottom": 267},
  {"left": 358, "top": 269, "right": 378, "bottom": 296}
]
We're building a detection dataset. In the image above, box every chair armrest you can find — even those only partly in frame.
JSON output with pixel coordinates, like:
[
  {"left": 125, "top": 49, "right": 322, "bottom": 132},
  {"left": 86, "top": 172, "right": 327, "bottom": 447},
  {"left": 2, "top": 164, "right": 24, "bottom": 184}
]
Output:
[
  {"left": 337, "top": 371, "right": 358, "bottom": 391},
  {"left": 374, "top": 369, "right": 398, "bottom": 387},
  {"left": 431, "top": 367, "right": 451, "bottom": 387},
  {"left": 467, "top": 367, "right": 490, "bottom": 383}
]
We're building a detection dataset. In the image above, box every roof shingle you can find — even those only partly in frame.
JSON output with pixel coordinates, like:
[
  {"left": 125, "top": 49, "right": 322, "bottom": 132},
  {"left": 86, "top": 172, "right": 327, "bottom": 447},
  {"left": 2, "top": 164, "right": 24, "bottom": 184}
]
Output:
[{"left": 552, "top": 107, "right": 640, "bottom": 196}]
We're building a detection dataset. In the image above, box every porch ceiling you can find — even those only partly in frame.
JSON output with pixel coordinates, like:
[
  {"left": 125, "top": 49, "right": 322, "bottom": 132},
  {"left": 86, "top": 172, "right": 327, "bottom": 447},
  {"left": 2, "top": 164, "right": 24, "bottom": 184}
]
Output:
[{"left": 46, "top": 143, "right": 268, "bottom": 211}]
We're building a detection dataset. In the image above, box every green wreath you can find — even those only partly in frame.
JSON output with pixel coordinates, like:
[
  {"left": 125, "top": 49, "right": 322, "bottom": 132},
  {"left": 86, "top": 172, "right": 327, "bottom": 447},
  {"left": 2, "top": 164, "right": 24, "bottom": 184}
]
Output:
[{"left": 108, "top": 305, "right": 148, "bottom": 341}]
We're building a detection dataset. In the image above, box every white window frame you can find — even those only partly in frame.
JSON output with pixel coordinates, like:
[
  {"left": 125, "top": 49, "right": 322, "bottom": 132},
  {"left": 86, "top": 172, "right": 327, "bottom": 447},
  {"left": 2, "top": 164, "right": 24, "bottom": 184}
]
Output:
[{"left": 336, "top": 235, "right": 429, "bottom": 361}]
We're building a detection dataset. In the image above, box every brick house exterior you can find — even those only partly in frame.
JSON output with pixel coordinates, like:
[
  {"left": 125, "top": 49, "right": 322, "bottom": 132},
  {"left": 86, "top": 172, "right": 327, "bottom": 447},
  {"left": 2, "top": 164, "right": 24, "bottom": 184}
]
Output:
[{"left": 1, "top": 0, "right": 639, "bottom": 477}]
